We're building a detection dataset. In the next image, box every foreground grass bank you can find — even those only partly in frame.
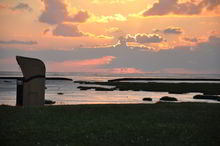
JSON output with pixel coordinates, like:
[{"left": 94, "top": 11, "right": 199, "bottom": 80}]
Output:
[{"left": 0, "top": 103, "right": 220, "bottom": 146}]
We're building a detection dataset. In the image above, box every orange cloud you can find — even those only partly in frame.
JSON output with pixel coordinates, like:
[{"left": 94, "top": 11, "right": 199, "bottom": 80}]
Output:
[
  {"left": 85, "top": 67, "right": 145, "bottom": 74},
  {"left": 48, "top": 56, "right": 116, "bottom": 72},
  {"left": 92, "top": 0, "right": 135, "bottom": 4},
  {"left": 111, "top": 68, "right": 144, "bottom": 74},
  {"left": 47, "top": 56, "right": 147, "bottom": 74},
  {"left": 0, "top": 4, "right": 9, "bottom": 9},
  {"left": 71, "top": 56, "right": 115, "bottom": 66}
]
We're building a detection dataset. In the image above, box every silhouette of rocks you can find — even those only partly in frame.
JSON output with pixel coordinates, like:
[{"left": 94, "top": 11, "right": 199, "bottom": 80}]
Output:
[
  {"left": 142, "top": 97, "right": 152, "bottom": 101},
  {"left": 168, "top": 91, "right": 188, "bottom": 94},
  {"left": 57, "top": 92, "right": 64, "bottom": 95},
  {"left": 75, "top": 79, "right": 220, "bottom": 95},
  {"left": 3, "top": 80, "right": 12, "bottom": 83},
  {"left": 193, "top": 95, "right": 220, "bottom": 101},
  {"left": 45, "top": 99, "right": 56, "bottom": 104},
  {"left": 77, "top": 86, "right": 115, "bottom": 91},
  {"left": 160, "top": 96, "right": 178, "bottom": 101}
]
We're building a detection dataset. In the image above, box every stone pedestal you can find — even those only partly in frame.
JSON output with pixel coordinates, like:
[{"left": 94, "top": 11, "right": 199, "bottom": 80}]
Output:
[{"left": 16, "top": 56, "right": 45, "bottom": 106}]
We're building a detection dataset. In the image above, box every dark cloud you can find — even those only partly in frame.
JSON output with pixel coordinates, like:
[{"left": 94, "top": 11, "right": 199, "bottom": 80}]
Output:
[
  {"left": 39, "top": 0, "right": 68, "bottom": 25},
  {"left": 135, "top": 33, "right": 163, "bottom": 44},
  {"left": 0, "top": 40, "right": 37, "bottom": 45},
  {"left": 124, "top": 33, "right": 164, "bottom": 45},
  {"left": 11, "top": 3, "right": 32, "bottom": 12},
  {"left": 164, "top": 27, "right": 183, "bottom": 34},
  {"left": 200, "top": 0, "right": 220, "bottom": 11},
  {"left": 126, "top": 34, "right": 136, "bottom": 42},
  {"left": 113, "top": 36, "right": 127, "bottom": 48},
  {"left": 117, "top": 33, "right": 163, "bottom": 46},
  {"left": 143, "top": 0, "right": 220, "bottom": 16},
  {"left": 43, "top": 28, "right": 50, "bottom": 35},
  {"left": 143, "top": 0, "right": 178, "bottom": 16},
  {"left": 197, "top": 35, "right": 220, "bottom": 52},
  {"left": 183, "top": 37, "right": 198, "bottom": 42},
  {"left": 152, "top": 29, "right": 161, "bottom": 33},
  {"left": 39, "top": 0, "right": 90, "bottom": 25},
  {"left": 53, "top": 23, "right": 85, "bottom": 37},
  {"left": 66, "top": 10, "right": 90, "bottom": 23}
]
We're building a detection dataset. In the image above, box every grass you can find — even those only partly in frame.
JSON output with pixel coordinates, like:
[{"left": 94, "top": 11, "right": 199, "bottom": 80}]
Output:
[{"left": 0, "top": 103, "right": 220, "bottom": 146}]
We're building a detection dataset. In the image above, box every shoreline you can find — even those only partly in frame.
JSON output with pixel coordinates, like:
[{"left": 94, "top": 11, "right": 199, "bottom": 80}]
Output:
[
  {"left": 1, "top": 100, "right": 220, "bottom": 107},
  {"left": 0, "top": 76, "right": 73, "bottom": 81},
  {"left": 75, "top": 80, "right": 220, "bottom": 95}
]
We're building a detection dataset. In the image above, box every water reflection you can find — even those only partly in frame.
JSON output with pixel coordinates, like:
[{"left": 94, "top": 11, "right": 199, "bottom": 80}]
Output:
[{"left": 1, "top": 73, "right": 220, "bottom": 105}]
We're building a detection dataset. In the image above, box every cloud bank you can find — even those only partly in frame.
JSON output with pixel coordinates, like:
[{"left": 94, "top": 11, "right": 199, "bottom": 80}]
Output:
[
  {"left": 53, "top": 24, "right": 85, "bottom": 37},
  {"left": 125, "top": 33, "right": 164, "bottom": 44},
  {"left": 1, "top": 35, "right": 219, "bottom": 73},
  {"left": 183, "top": 37, "right": 198, "bottom": 43},
  {"left": 11, "top": 2, "right": 32, "bottom": 12},
  {"left": 143, "top": 0, "right": 220, "bottom": 16},
  {"left": 39, "top": 0, "right": 90, "bottom": 25},
  {"left": 0, "top": 40, "right": 37, "bottom": 45},
  {"left": 164, "top": 27, "right": 183, "bottom": 34}
]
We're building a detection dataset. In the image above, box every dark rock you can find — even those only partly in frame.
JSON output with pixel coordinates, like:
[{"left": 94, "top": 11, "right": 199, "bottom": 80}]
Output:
[
  {"left": 193, "top": 95, "right": 220, "bottom": 101},
  {"left": 45, "top": 99, "right": 56, "bottom": 104},
  {"left": 77, "top": 86, "right": 115, "bottom": 91},
  {"left": 168, "top": 91, "right": 188, "bottom": 94},
  {"left": 75, "top": 79, "right": 220, "bottom": 95},
  {"left": 142, "top": 97, "right": 152, "bottom": 101},
  {"left": 203, "top": 92, "right": 218, "bottom": 96},
  {"left": 160, "top": 96, "right": 178, "bottom": 101},
  {"left": 57, "top": 92, "right": 64, "bottom": 95},
  {"left": 77, "top": 86, "right": 90, "bottom": 90},
  {"left": 95, "top": 87, "right": 115, "bottom": 91},
  {"left": 3, "top": 80, "right": 12, "bottom": 83}
]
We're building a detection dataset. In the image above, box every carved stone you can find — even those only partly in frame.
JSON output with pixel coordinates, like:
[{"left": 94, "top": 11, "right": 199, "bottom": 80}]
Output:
[{"left": 16, "top": 56, "right": 45, "bottom": 106}]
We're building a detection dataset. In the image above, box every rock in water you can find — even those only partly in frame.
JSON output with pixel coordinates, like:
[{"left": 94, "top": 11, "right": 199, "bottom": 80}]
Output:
[
  {"left": 45, "top": 99, "right": 56, "bottom": 104},
  {"left": 160, "top": 96, "right": 178, "bottom": 101},
  {"left": 57, "top": 92, "right": 64, "bottom": 95},
  {"left": 193, "top": 95, "right": 220, "bottom": 101},
  {"left": 142, "top": 97, "right": 152, "bottom": 101}
]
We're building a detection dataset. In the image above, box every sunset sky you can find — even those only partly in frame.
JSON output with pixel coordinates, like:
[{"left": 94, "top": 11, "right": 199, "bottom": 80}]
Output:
[{"left": 0, "top": 0, "right": 220, "bottom": 74}]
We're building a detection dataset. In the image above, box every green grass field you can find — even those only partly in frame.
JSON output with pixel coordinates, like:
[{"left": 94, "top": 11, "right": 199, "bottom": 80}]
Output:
[{"left": 0, "top": 103, "right": 220, "bottom": 146}]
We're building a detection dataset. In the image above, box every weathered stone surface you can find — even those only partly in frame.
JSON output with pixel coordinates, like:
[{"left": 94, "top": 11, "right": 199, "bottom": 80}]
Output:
[{"left": 16, "top": 56, "right": 45, "bottom": 106}]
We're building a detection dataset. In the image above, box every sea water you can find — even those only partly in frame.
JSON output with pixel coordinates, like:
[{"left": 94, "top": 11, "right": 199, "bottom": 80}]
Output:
[{"left": 0, "top": 72, "right": 220, "bottom": 105}]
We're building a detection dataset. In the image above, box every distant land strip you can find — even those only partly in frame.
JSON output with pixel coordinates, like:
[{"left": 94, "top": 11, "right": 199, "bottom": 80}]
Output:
[
  {"left": 0, "top": 77, "right": 72, "bottom": 81},
  {"left": 108, "top": 78, "right": 220, "bottom": 82}
]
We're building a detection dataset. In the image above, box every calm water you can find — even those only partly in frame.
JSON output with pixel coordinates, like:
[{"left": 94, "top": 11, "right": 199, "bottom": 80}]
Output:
[{"left": 0, "top": 72, "right": 220, "bottom": 105}]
